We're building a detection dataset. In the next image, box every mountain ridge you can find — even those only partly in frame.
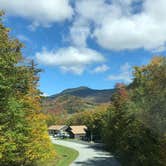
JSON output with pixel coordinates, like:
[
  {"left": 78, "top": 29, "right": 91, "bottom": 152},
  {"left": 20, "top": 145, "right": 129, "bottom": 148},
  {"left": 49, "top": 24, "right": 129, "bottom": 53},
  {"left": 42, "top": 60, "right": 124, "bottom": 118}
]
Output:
[
  {"left": 48, "top": 86, "right": 115, "bottom": 103},
  {"left": 42, "top": 86, "right": 115, "bottom": 114}
]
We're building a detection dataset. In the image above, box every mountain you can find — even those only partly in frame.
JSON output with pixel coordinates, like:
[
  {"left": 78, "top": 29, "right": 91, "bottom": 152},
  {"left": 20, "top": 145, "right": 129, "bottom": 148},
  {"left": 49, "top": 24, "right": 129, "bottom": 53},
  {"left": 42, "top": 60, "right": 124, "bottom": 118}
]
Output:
[
  {"left": 49, "top": 86, "right": 115, "bottom": 103},
  {"left": 42, "top": 87, "right": 115, "bottom": 114},
  {"left": 42, "top": 94, "right": 97, "bottom": 114}
]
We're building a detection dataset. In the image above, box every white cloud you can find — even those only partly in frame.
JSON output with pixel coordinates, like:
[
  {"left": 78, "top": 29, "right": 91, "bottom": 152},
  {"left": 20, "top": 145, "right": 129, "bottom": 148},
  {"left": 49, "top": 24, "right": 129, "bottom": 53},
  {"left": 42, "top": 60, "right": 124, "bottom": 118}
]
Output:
[
  {"left": 17, "top": 34, "right": 30, "bottom": 42},
  {"left": 41, "top": 92, "right": 49, "bottom": 97},
  {"left": 60, "top": 65, "right": 85, "bottom": 75},
  {"left": 70, "top": 18, "right": 90, "bottom": 47},
  {"left": 92, "top": 64, "right": 109, "bottom": 73},
  {"left": 108, "top": 63, "right": 132, "bottom": 83},
  {"left": 3, "top": 0, "right": 166, "bottom": 52},
  {"left": 69, "top": 0, "right": 114, "bottom": 47},
  {"left": 75, "top": 0, "right": 166, "bottom": 51},
  {"left": 0, "top": 0, "right": 73, "bottom": 27},
  {"left": 75, "top": 0, "right": 120, "bottom": 24},
  {"left": 36, "top": 47, "right": 104, "bottom": 74}
]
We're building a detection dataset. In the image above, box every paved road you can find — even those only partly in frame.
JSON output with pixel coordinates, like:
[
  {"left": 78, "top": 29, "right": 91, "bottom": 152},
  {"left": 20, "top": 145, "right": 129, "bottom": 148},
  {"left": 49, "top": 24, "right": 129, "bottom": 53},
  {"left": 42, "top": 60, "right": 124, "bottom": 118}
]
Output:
[{"left": 51, "top": 138, "right": 120, "bottom": 166}]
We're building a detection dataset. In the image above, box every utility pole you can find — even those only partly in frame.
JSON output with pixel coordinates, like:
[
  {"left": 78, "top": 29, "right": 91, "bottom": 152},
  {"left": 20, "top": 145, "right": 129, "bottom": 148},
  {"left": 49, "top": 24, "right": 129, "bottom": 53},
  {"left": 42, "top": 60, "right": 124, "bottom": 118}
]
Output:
[{"left": 90, "top": 130, "right": 93, "bottom": 143}]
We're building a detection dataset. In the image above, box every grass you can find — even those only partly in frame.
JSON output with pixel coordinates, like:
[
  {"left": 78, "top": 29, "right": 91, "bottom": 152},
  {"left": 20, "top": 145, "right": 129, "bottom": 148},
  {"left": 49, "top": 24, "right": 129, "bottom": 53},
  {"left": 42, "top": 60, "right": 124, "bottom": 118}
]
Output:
[{"left": 38, "top": 144, "right": 79, "bottom": 166}]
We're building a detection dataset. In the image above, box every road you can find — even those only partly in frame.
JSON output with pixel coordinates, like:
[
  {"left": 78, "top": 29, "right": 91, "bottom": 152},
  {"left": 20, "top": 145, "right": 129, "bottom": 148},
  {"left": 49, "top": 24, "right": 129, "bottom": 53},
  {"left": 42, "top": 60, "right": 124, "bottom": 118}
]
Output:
[{"left": 51, "top": 138, "right": 121, "bottom": 166}]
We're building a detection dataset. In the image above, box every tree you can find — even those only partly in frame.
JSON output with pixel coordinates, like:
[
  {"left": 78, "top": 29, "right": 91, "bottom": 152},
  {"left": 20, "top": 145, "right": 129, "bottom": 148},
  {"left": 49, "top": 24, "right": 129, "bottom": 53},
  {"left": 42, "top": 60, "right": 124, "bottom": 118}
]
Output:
[
  {"left": 66, "top": 104, "right": 108, "bottom": 141},
  {"left": 104, "top": 58, "right": 166, "bottom": 166},
  {"left": 103, "top": 85, "right": 133, "bottom": 153},
  {"left": 130, "top": 56, "right": 166, "bottom": 165},
  {"left": 0, "top": 12, "right": 55, "bottom": 166},
  {"left": 131, "top": 56, "right": 166, "bottom": 136}
]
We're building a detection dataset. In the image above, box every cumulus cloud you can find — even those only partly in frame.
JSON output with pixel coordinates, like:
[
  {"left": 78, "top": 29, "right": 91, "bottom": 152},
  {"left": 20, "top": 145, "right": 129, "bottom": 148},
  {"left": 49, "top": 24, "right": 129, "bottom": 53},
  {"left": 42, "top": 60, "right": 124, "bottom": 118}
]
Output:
[
  {"left": 1, "top": 0, "right": 166, "bottom": 51},
  {"left": 36, "top": 47, "right": 104, "bottom": 74},
  {"left": 75, "top": 0, "right": 166, "bottom": 51},
  {"left": 0, "top": 0, "right": 73, "bottom": 27},
  {"left": 2, "top": 0, "right": 166, "bottom": 51},
  {"left": 92, "top": 64, "right": 110, "bottom": 73},
  {"left": 69, "top": 0, "right": 114, "bottom": 47},
  {"left": 70, "top": 18, "right": 90, "bottom": 47},
  {"left": 108, "top": 63, "right": 132, "bottom": 83}
]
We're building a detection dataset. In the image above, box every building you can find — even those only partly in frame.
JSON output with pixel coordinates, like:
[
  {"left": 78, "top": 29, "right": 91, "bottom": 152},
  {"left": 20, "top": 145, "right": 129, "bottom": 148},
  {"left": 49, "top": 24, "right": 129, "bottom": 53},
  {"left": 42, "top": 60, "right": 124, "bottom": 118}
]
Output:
[
  {"left": 70, "top": 125, "right": 87, "bottom": 139},
  {"left": 48, "top": 125, "right": 87, "bottom": 140},
  {"left": 48, "top": 125, "right": 69, "bottom": 136}
]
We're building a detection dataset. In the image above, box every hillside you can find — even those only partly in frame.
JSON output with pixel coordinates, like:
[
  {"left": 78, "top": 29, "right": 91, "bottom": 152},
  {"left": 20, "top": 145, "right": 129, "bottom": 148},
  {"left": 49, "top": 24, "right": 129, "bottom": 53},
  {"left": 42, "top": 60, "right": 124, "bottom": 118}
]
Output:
[
  {"left": 42, "top": 87, "right": 115, "bottom": 114},
  {"left": 42, "top": 94, "right": 97, "bottom": 114}
]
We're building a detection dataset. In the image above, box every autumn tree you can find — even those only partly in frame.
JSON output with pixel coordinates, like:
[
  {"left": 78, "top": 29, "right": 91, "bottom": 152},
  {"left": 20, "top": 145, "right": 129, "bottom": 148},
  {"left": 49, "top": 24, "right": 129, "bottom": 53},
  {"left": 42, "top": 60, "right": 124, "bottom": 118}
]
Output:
[
  {"left": 66, "top": 104, "right": 108, "bottom": 141},
  {"left": 130, "top": 56, "right": 166, "bottom": 165},
  {"left": 104, "top": 57, "right": 166, "bottom": 166},
  {"left": 0, "top": 12, "right": 55, "bottom": 166},
  {"left": 103, "top": 84, "right": 133, "bottom": 153},
  {"left": 131, "top": 56, "right": 166, "bottom": 136}
]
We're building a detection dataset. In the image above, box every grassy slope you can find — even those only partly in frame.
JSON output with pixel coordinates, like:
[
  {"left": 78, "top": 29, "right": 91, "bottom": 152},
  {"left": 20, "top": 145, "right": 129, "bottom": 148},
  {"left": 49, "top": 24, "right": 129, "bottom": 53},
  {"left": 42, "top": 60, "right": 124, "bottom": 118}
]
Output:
[{"left": 38, "top": 144, "right": 78, "bottom": 166}]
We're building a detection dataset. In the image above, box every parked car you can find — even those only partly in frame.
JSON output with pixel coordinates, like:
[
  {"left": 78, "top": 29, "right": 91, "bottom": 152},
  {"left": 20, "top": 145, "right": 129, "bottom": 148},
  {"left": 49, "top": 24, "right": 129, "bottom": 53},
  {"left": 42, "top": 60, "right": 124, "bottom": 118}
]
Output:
[{"left": 53, "top": 132, "right": 70, "bottom": 139}]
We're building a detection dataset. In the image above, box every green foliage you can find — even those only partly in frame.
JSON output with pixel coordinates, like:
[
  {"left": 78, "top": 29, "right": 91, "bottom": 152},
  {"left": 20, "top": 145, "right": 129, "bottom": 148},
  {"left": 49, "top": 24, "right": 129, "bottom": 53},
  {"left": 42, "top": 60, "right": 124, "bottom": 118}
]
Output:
[
  {"left": 0, "top": 13, "right": 55, "bottom": 165},
  {"left": 104, "top": 57, "right": 166, "bottom": 166},
  {"left": 66, "top": 104, "right": 108, "bottom": 141},
  {"left": 131, "top": 56, "right": 166, "bottom": 136}
]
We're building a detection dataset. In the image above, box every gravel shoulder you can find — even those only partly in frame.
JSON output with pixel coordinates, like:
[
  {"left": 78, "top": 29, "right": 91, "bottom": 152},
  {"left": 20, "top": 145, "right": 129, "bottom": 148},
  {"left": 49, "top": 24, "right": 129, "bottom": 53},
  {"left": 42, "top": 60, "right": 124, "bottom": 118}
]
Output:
[{"left": 51, "top": 138, "right": 120, "bottom": 166}]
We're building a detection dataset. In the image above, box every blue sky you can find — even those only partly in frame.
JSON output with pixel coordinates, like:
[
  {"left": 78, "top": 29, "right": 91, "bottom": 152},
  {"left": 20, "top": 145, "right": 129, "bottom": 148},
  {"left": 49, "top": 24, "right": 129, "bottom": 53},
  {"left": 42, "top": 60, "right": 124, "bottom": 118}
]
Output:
[{"left": 1, "top": 0, "right": 166, "bottom": 95}]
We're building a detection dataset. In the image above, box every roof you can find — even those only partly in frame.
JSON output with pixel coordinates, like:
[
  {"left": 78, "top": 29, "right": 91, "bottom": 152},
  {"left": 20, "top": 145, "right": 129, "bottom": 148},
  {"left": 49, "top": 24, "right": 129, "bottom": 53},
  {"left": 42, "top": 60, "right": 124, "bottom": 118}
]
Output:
[
  {"left": 48, "top": 125, "right": 67, "bottom": 130},
  {"left": 70, "top": 125, "right": 87, "bottom": 135}
]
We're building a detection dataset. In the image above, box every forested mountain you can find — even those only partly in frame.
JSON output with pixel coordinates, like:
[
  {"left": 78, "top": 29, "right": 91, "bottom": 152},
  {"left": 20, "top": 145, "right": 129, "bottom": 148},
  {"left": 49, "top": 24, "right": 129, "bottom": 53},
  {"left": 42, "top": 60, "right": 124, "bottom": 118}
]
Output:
[
  {"left": 42, "top": 87, "right": 115, "bottom": 114},
  {"left": 49, "top": 86, "right": 115, "bottom": 103}
]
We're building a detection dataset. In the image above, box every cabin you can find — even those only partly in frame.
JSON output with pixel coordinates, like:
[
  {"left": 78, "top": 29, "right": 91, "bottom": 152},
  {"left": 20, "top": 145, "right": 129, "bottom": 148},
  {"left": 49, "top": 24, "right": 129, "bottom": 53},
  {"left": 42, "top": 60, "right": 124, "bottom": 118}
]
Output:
[
  {"left": 48, "top": 125, "right": 69, "bottom": 136},
  {"left": 69, "top": 125, "right": 87, "bottom": 139},
  {"left": 48, "top": 125, "right": 87, "bottom": 140}
]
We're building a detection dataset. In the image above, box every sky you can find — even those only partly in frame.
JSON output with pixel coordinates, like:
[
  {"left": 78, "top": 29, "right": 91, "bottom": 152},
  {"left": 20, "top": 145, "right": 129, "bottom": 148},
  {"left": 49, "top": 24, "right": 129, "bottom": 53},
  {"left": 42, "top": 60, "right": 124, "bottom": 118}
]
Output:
[{"left": 0, "top": 0, "right": 166, "bottom": 95}]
